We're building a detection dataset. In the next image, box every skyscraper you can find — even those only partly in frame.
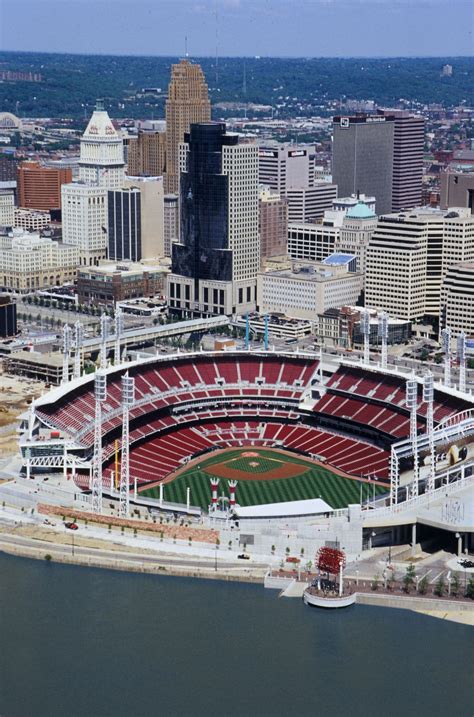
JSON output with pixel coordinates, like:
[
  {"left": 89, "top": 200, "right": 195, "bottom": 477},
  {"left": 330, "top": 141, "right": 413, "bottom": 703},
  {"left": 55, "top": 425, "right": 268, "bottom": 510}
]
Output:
[
  {"left": 18, "top": 161, "right": 72, "bottom": 211},
  {"left": 79, "top": 100, "right": 125, "bottom": 189},
  {"left": 332, "top": 114, "right": 395, "bottom": 214},
  {"left": 107, "top": 187, "right": 141, "bottom": 262},
  {"left": 378, "top": 109, "right": 425, "bottom": 211},
  {"left": 127, "top": 129, "right": 166, "bottom": 177},
  {"left": 168, "top": 123, "right": 259, "bottom": 316},
  {"left": 259, "top": 187, "right": 288, "bottom": 260},
  {"left": 165, "top": 60, "right": 211, "bottom": 194}
]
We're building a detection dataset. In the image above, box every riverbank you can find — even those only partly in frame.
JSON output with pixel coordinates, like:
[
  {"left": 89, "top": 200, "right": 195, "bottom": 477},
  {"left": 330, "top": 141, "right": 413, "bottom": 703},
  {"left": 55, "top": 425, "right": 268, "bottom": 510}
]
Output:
[{"left": 0, "top": 527, "right": 267, "bottom": 584}]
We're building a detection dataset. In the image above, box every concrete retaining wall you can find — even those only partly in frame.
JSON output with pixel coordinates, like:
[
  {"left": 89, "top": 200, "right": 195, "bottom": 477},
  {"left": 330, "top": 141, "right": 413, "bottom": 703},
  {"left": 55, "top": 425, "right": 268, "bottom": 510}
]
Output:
[{"left": 356, "top": 592, "right": 473, "bottom": 613}]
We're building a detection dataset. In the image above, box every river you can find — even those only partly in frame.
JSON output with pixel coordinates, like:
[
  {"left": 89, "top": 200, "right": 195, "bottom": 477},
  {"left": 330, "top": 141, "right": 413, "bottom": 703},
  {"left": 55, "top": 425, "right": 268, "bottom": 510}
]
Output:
[{"left": 0, "top": 553, "right": 472, "bottom": 717}]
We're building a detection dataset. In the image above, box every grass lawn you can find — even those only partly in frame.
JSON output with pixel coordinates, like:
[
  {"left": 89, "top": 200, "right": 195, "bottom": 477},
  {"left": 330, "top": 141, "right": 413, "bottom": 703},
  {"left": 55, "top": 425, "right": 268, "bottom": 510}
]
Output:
[{"left": 140, "top": 448, "right": 387, "bottom": 511}]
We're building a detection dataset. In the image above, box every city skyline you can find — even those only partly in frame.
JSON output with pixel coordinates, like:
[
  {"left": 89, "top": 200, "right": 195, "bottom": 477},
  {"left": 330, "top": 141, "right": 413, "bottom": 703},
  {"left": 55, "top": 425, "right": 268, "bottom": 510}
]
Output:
[{"left": 0, "top": 0, "right": 472, "bottom": 58}]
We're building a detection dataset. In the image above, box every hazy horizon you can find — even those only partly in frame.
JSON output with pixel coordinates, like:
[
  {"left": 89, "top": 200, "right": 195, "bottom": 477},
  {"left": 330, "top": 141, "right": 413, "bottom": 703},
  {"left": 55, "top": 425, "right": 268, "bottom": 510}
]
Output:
[{"left": 0, "top": 0, "right": 472, "bottom": 58}]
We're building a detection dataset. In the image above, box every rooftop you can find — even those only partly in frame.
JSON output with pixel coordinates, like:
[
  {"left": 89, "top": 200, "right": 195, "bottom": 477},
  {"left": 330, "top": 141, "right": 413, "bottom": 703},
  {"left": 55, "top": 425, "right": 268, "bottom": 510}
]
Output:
[{"left": 346, "top": 201, "right": 376, "bottom": 219}]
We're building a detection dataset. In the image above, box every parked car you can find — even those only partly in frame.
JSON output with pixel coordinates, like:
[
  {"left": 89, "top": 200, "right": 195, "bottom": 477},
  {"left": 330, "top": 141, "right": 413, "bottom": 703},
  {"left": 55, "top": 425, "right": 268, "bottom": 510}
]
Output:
[
  {"left": 237, "top": 553, "right": 250, "bottom": 560},
  {"left": 64, "top": 522, "right": 78, "bottom": 530}
]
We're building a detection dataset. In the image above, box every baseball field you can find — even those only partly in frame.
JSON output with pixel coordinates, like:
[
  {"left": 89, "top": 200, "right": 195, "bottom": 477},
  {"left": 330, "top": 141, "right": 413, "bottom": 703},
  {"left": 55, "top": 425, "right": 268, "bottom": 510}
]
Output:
[{"left": 140, "top": 447, "right": 388, "bottom": 511}]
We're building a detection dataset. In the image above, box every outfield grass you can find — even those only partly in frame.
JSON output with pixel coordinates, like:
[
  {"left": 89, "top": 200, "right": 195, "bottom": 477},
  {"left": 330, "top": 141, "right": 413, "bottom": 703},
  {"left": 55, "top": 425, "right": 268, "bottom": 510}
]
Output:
[{"left": 140, "top": 448, "right": 387, "bottom": 510}]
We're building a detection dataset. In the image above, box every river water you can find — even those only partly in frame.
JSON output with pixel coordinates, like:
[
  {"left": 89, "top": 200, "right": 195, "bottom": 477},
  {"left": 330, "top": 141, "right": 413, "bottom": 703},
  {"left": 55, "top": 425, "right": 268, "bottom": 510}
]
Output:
[{"left": 0, "top": 553, "right": 472, "bottom": 717}]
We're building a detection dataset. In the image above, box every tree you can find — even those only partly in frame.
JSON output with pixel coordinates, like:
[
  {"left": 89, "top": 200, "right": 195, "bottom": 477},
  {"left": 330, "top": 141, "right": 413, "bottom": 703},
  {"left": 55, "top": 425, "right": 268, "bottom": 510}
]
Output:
[
  {"left": 465, "top": 575, "right": 474, "bottom": 600},
  {"left": 371, "top": 574, "right": 379, "bottom": 591},
  {"left": 417, "top": 576, "right": 428, "bottom": 595},
  {"left": 434, "top": 575, "right": 445, "bottom": 597},
  {"left": 403, "top": 563, "right": 416, "bottom": 593},
  {"left": 451, "top": 574, "right": 460, "bottom": 597}
]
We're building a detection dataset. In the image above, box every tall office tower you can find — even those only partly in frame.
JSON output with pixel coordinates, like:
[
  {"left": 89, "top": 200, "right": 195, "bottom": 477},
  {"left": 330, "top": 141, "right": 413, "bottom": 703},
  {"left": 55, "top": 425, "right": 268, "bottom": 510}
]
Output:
[
  {"left": 61, "top": 183, "right": 108, "bottom": 266},
  {"left": 124, "top": 176, "right": 164, "bottom": 259},
  {"left": 165, "top": 60, "right": 211, "bottom": 194},
  {"left": 0, "top": 189, "right": 15, "bottom": 226},
  {"left": 441, "top": 262, "right": 474, "bottom": 335},
  {"left": 168, "top": 123, "right": 259, "bottom": 316},
  {"left": 332, "top": 114, "right": 395, "bottom": 215},
  {"left": 258, "top": 142, "right": 336, "bottom": 222},
  {"left": 334, "top": 201, "right": 377, "bottom": 273},
  {"left": 79, "top": 100, "right": 125, "bottom": 189},
  {"left": 127, "top": 129, "right": 166, "bottom": 177},
  {"left": 365, "top": 207, "right": 474, "bottom": 321},
  {"left": 0, "top": 155, "right": 19, "bottom": 182},
  {"left": 164, "top": 194, "right": 179, "bottom": 257},
  {"left": 440, "top": 169, "right": 474, "bottom": 212},
  {"left": 107, "top": 187, "right": 141, "bottom": 262},
  {"left": 381, "top": 110, "right": 425, "bottom": 211},
  {"left": 17, "top": 161, "right": 72, "bottom": 211},
  {"left": 258, "top": 143, "right": 316, "bottom": 193},
  {"left": 259, "top": 187, "right": 288, "bottom": 260}
]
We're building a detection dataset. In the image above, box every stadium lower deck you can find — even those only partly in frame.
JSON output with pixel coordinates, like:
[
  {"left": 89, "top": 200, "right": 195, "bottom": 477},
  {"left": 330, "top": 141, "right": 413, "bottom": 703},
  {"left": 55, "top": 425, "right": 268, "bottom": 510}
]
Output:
[{"left": 26, "top": 351, "right": 473, "bottom": 507}]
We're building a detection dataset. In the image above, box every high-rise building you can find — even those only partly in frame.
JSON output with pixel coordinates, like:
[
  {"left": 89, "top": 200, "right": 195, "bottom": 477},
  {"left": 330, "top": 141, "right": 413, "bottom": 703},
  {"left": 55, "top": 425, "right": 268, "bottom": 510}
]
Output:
[
  {"left": 127, "top": 129, "right": 166, "bottom": 177},
  {"left": 365, "top": 207, "right": 474, "bottom": 321},
  {"left": 61, "top": 183, "right": 108, "bottom": 266},
  {"left": 258, "top": 142, "right": 336, "bottom": 222},
  {"left": 164, "top": 193, "right": 179, "bottom": 257},
  {"left": 124, "top": 176, "right": 164, "bottom": 259},
  {"left": 18, "top": 161, "right": 72, "bottom": 211},
  {"left": 0, "top": 228, "right": 79, "bottom": 292},
  {"left": 440, "top": 169, "right": 474, "bottom": 212},
  {"left": 79, "top": 100, "right": 125, "bottom": 189},
  {"left": 440, "top": 262, "right": 474, "bottom": 335},
  {"left": 0, "top": 189, "right": 15, "bottom": 226},
  {"left": 0, "top": 155, "right": 19, "bottom": 183},
  {"left": 258, "top": 143, "right": 316, "bottom": 194},
  {"left": 168, "top": 123, "right": 259, "bottom": 316},
  {"left": 165, "top": 60, "right": 211, "bottom": 194},
  {"left": 332, "top": 114, "right": 395, "bottom": 214},
  {"left": 259, "top": 187, "right": 288, "bottom": 260},
  {"left": 14, "top": 208, "right": 51, "bottom": 232},
  {"left": 0, "top": 295, "right": 17, "bottom": 338},
  {"left": 108, "top": 187, "right": 141, "bottom": 262},
  {"left": 334, "top": 201, "right": 377, "bottom": 273},
  {"left": 378, "top": 109, "right": 425, "bottom": 211}
]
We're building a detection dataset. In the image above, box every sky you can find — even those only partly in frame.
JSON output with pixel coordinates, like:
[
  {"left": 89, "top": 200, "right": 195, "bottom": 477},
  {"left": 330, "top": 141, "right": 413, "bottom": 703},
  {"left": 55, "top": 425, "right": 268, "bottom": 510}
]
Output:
[{"left": 0, "top": 0, "right": 472, "bottom": 57}]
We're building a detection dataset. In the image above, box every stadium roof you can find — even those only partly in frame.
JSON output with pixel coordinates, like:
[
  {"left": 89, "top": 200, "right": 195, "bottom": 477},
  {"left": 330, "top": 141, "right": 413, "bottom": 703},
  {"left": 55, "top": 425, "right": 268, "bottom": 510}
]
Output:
[{"left": 235, "top": 497, "right": 333, "bottom": 518}]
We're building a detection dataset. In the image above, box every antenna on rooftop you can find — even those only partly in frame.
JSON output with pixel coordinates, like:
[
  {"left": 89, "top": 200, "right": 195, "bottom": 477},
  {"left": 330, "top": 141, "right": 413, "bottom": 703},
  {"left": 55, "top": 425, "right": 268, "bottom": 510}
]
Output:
[
  {"left": 185, "top": 36, "right": 189, "bottom": 58},
  {"left": 215, "top": 2, "right": 219, "bottom": 86}
]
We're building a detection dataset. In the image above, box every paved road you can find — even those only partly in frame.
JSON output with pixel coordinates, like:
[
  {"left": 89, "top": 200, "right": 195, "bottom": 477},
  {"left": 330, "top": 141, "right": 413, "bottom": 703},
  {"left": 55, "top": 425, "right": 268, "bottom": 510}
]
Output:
[{"left": 0, "top": 532, "right": 267, "bottom": 572}]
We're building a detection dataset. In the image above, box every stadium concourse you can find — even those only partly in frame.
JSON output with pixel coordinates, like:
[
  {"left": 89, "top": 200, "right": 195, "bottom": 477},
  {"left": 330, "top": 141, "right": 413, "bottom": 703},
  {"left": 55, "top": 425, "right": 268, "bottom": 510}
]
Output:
[{"left": 21, "top": 350, "right": 472, "bottom": 505}]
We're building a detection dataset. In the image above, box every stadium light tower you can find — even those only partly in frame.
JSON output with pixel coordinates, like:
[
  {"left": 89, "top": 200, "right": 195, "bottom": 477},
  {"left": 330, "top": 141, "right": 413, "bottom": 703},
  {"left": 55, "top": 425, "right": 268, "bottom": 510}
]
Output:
[
  {"left": 114, "top": 306, "right": 124, "bottom": 365},
  {"left": 119, "top": 373, "right": 135, "bottom": 518},
  {"left": 423, "top": 371, "right": 436, "bottom": 493},
  {"left": 378, "top": 312, "right": 389, "bottom": 370},
  {"left": 441, "top": 327, "right": 451, "bottom": 388},
  {"left": 91, "top": 370, "right": 107, "bottom": 514},
  {"left": 100, "top": 313, "right": 111, "bottom": 370},
  {"left": 264, "top": 314, "right": 269, "bottom": 351},
  {"left": 61, "top": 324, "right": 73, "bottom": 384},
  {"left": 406, "top": 374, "right": 419, "bottom": 498},
  {"left": 228, "top": 480, "right": 238, "bottom": 510},
  {"left": 73, "top": 321, "right": 83, "bottom": 380},
  {"left": 457, "top": 332, "right": 467, "bottom": 394},
  {"left": 361, "top": 309, "right": 370, "bottom": 365},
  {"left": 210, "top": 478, "right": 220, "bottom": 512}
]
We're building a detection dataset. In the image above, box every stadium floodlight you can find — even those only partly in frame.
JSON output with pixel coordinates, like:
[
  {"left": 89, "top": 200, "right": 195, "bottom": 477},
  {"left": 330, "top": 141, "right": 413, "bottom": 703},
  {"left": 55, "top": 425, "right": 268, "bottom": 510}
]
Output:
[
  {"left": 457, "top": 332, "right": 466, "bottom": 393},
  {"left": 378, "top": 312, "right": 389, "bottom": 370},
  {"left": 73, "top": 321, "right": 83, "bottom": 379},
  {"left": 361, "top": 309, "right": 370, "bottom": 365},
  {"left": 91, "top": 370, "right": 107, "bottom": 514},
  {"left": 100, "top": 313, "right": 111, "bottom": 369},
  {"left": 441, "top": 327, "right": 451, "bottom": 388},
  {"left": 61, "top": 324, "right": 73, "bottom": 384},
  {"left": 114, "top": 307, "right": 124, "bottom": 365},
  {"left": 423, "top": 372, "right": 435, "bottom": 493},
  {"left": 406, "top": 375, "right": 419, "bottom": 498},
  {"left": 119, "top": 373, "right": 135, "bottom": 518}
]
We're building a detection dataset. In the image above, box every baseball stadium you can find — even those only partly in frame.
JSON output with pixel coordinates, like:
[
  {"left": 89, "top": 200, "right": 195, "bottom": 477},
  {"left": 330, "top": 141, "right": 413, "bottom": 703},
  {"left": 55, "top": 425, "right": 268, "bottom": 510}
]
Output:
[{"left": 19, "top": 349, "right": 474, "bottom": 523}]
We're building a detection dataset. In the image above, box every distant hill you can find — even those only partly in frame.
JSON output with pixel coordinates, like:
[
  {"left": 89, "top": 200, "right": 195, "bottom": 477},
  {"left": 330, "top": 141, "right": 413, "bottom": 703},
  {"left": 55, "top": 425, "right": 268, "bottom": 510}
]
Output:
[{"left": 0, "top": 51, "right": 472, "bottom": 120}]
